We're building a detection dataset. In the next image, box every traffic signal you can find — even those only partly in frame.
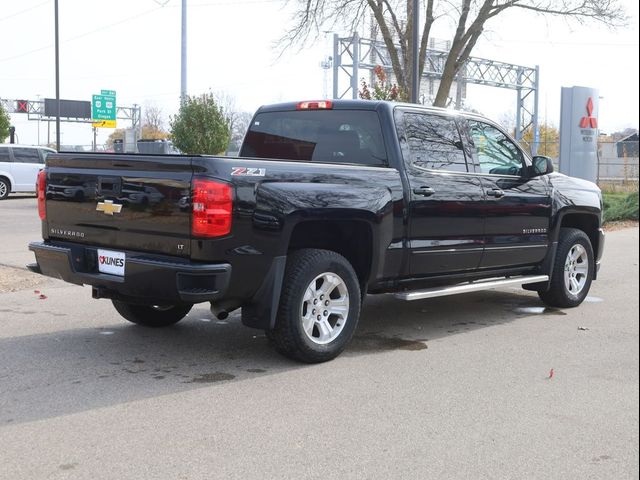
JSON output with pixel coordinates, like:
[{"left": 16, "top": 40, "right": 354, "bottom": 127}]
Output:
[{"left": 16, "top": 100, "right": 29, "bottom": 113}]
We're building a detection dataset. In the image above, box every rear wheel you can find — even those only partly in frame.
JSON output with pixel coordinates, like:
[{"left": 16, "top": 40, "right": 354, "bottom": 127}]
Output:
[
  {"left": 0, "top": 178, "right": 10, "bottom": 200},
  {"left": 267, "top": 249, "right": 361, "bottom": 363},
  {"left": 111, "top": 300, "right": 192, "bottom": 327},
  {"left": 539, "top": 228, "right": 594, "bottom": 308}
]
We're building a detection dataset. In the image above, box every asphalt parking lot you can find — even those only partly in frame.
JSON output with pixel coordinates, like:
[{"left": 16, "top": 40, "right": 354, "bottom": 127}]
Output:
[{"left": 0, "top": 196, "right": 638, "bottom": 480}]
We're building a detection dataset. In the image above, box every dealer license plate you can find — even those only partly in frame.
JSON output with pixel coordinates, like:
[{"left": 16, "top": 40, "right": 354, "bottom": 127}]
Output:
[{"left": 97, "top": 249, "right": 126, "bottom": 276}]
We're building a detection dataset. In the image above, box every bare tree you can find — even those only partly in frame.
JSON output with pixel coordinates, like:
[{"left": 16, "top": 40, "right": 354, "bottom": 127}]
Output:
[
  {"left": 213, "top": 92, "right": 253, "bottom": 150},
  {"left": 143, "top": 103, "right": 164, "bottom": 131},
  {"left": 281, "top": 0, "right": 627, "bottom": 106},
  {"left": 230, "top": 111, "right": 253, "bottom": 148}
]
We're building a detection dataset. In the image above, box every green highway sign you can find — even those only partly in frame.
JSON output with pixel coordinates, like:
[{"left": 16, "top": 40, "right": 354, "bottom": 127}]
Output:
[{"left": 92, "top": 90, "right": 116, "bottom": 127}]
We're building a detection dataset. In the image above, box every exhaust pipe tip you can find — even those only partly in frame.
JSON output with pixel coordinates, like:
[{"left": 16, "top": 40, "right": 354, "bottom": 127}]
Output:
[{"left": 210, "top": 303, "right": 229, "bottom": 320}]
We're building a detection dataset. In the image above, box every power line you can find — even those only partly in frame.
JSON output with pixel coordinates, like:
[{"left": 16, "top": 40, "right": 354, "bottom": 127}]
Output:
[
  {"left": 0, "top": 0, "right": 50, "bottom": 23},
  {"left": 0, "top": 4, "right": 166, "bottom": 64},
  {"left": 0, "top": 0, "right": 285, "bottom": 65}
]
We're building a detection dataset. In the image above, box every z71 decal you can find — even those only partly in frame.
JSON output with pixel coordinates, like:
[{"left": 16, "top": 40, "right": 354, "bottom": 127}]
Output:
[{"left": 231, "top": 167, "right": 266, "bottom": 177}]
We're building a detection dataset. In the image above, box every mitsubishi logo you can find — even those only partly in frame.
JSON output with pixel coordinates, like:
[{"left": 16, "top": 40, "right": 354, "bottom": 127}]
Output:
[
  {"left": 96, "top": 200, "right": 123, "bottom": 216},
  {"left": 579, "top": 97, "right": 598, "bottom": 128}
]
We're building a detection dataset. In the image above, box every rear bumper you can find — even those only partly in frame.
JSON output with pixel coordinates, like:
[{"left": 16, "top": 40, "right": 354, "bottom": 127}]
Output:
[{"left": 28, "top": 241, "right": 231, "bottom": 304}]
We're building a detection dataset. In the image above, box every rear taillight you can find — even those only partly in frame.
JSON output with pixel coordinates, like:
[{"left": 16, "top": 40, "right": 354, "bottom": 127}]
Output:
[
  {"left": 191, "top": 178, "right": 232, "bottom": 238},
  {"left": 37, "top": 169, "right": 46, "bottom": 220}
]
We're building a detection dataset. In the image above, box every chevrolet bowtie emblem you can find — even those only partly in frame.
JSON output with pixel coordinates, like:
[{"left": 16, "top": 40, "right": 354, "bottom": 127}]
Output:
[{"left": 96, "top": 200, "right": 123, "bottom": 216}]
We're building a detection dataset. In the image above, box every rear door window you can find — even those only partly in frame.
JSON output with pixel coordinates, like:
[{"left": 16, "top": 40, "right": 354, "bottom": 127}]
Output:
[
  {"left": 39, "top": 149, "right": 54, "bottom": 162},
  {"left": 12, "top": 148, "right": 43, "bottom": 164},
  {"left": 402, "top": 112, "right": 468, "bottom": 173},
  {"left": 240, "top": 110, "right": 388, "bottom": 166}
]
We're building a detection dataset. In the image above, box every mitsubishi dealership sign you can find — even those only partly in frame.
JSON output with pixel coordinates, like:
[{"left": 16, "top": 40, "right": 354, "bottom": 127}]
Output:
[{"left": 559, "top": 86, "right": 599, "bottom": 183}]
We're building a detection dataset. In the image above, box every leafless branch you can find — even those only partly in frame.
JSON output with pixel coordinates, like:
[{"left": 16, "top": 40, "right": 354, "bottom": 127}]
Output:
[{"left": 279, "top": 0, "right": 628, "bottom": 107}]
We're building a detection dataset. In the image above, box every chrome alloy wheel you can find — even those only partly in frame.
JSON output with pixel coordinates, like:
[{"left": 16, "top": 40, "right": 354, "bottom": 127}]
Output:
[
  {"left": 300, "top": 272, "right": 350, "bottom": 345},
  {"left": 0, "top": 181, "right": 7, "bottom": 198},
  {"left": 564, "top": 244, "right": 589, "bottom": 296}
]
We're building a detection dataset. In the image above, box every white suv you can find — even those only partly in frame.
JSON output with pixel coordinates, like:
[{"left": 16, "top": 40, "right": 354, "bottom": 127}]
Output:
[{"left": 0, "top": 144, "right": 56, "bottom": 200}]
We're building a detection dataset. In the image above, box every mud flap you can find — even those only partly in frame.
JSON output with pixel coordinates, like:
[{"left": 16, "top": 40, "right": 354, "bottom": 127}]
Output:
[
  {"left": 241, "top": 256, "right": 286, "bottom": 330},
  {"left": 523, "top": 241, "right": 557, "bottom": 292}
]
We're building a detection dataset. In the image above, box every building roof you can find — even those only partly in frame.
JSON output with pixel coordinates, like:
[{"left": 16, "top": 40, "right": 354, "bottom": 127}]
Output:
[{"left": 618, "top": 133, "right": 639, "bottom": 143}]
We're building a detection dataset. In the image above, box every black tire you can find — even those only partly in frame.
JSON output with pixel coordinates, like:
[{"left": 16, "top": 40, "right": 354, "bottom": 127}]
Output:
[
  {"left": 267, "top": 249, "right": 361, "bottom": 363},
  {"left": 111, "top": 300, "right": 192, "bottom": 327},
  {"left": 539, "top": 228, "right": 594, "bottom": 308},
  {"left": 0, "top": 178, "right": 10, "bottom": 200}
]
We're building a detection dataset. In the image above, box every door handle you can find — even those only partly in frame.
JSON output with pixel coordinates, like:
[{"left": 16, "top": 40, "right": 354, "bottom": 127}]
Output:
[
  {"left": 486, "top": 188, "right": 505, "bottom": 198},
  {"left": 413, "top": 186, "right": 435, "bottom": 197}
]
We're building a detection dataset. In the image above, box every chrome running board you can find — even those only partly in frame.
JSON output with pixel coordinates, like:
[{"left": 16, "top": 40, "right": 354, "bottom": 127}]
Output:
[{"left": 394, "top": 275, "right": 549, "bottom": 301}]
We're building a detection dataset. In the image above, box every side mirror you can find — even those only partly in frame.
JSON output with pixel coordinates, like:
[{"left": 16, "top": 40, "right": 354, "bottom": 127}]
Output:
[{"left": 531, "top": 155, "right": 554, "bottom": 176}]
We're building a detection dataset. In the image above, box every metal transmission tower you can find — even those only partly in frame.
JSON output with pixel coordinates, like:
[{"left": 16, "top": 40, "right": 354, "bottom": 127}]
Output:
[{"left": 332, "top": 34, "right": 540, "bottom": 153}]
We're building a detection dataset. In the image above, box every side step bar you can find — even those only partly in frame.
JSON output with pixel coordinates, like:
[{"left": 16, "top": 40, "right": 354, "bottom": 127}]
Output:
[{"left": 394, "top": 275, "right": 549, "bottom": 301}]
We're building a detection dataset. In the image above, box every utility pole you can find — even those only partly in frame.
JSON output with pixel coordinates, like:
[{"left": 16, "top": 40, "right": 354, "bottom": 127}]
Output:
[
  {"left": 181, "top": 0, "right": 187, "bottom": 101},
  {"left": 54, "top": 0, "right": 61, "bottom": 150},
  {"left": 411, "top": 0, "right": 420, "bottom": 104}
]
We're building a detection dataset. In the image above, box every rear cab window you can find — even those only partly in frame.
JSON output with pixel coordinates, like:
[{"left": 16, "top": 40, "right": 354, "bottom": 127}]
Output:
[{"left": 240, "top": 109, "right": 388, "bottom": 167}]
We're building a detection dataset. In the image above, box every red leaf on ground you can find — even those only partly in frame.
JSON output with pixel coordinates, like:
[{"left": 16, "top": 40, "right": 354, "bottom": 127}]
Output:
[
  {"left": 38, "top": 294, "right": 47, "bottom": 300},
  {"left": 548, "top": 368, "right": 554, "bottom": 379}
]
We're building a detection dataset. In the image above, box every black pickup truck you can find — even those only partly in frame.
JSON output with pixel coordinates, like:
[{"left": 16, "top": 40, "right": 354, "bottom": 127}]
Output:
[{"left": 28, "top": 100, "right": 604, "bottom": 362}]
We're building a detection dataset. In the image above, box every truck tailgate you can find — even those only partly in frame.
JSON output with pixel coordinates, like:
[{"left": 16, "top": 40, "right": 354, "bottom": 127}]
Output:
[{"left": 45, "top": 154, "right": 193, "bottom": 257}]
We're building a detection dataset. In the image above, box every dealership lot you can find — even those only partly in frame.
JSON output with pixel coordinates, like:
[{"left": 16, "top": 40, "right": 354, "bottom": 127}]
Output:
[{"left": 0, "top": 196, "right": 638, "bottom": 479}]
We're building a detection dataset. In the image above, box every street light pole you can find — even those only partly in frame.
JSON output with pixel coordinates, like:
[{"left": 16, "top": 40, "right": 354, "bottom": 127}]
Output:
[
  {"left": 54, "top": 0, "right": 61, "bottom": 150},
  {"left": 181, "top": 0, "right": 187, "bottom": 101},
  {"left": 411, "top": 0, "right": 420, "bottom": 104}
]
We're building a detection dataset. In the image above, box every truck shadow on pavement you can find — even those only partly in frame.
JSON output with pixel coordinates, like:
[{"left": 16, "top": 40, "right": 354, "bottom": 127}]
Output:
[{"left": 0, "top": 289, "right": 563, "bottom": 426}]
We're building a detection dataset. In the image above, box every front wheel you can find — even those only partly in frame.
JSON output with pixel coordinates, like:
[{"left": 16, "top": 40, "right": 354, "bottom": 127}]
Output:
[
  {"left": 539, "top": 228, "right": 594, "bottom": 308},
  {"left": 111, "top": 300, "right": 192, "bottom": 327},
  {"left": 267, "top": 249, "right": 361, "bottom": 363}
]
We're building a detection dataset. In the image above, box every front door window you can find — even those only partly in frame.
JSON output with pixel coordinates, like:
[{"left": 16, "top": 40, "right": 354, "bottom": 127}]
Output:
[{"left": 468, "top": 121, "right": 524, "bottom": 176}]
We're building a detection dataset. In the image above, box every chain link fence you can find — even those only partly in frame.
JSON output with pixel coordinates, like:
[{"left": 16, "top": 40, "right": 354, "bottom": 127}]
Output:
[
  {"left": 597, "top": 140, "right": 639, "bottom": 190},
  {"left": 530, "top": 140, "right": 639, "bottom": 190}
]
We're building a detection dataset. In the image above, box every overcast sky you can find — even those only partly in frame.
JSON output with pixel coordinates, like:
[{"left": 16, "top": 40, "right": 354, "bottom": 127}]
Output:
[{"left": 0, "top": 0, "right": 638, "bottom": 147}]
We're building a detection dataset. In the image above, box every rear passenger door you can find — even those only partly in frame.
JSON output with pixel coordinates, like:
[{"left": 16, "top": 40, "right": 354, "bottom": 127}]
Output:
[
  {"left": 397, "top": 110, "right": 485, "bottom": 276},
  {"left": 11, "top": 147, "right": 44, "bottom": 192},
  {"left": 462, "top": 119, "right": 551, "bottom": 269}
]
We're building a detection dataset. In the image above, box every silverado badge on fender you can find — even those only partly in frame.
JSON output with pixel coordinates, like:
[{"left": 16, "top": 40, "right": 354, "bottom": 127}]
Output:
[{"left": 96, "top": 200, "right": 123, "bottom": 216}]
